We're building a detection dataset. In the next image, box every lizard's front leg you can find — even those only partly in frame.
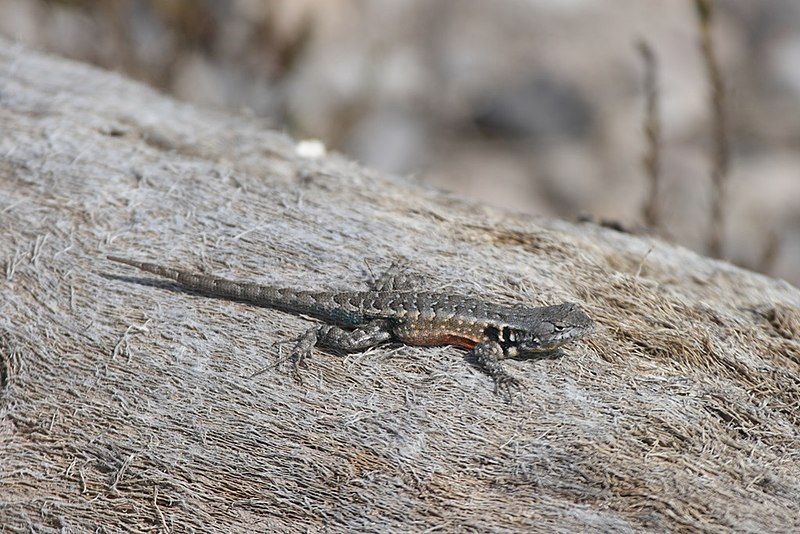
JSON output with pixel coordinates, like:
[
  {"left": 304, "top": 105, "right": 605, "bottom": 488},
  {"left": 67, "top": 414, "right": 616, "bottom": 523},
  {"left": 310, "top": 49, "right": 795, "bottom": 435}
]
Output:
[
  {"left": 470, "top": 340, "right": 523, "bottom": 396},
  {"left": 291, "top": 320, "right": 393, "bottom": 379}
]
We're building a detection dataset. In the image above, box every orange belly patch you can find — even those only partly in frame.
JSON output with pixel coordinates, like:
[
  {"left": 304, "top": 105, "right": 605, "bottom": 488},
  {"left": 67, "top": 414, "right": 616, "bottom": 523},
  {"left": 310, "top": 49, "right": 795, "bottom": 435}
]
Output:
[{"left": 394, "top": 325, "right": 481, "bottom": 350}]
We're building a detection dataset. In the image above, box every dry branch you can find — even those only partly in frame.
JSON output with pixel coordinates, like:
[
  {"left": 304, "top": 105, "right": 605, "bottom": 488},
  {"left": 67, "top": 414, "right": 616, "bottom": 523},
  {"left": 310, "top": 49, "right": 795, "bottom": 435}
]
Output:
[
  {"left": 695, "top": 0, "right": 730, "bottom": 259},
  {"left": 637, "top": 39, "right": 662, "bottom": 230}
]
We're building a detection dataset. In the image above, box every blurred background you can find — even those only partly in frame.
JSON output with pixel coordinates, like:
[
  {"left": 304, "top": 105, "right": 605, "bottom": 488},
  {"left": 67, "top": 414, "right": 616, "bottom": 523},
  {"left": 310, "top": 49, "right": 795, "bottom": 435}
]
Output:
[{"left": 1, "top": 0, "right": 798, "bottom": 286}]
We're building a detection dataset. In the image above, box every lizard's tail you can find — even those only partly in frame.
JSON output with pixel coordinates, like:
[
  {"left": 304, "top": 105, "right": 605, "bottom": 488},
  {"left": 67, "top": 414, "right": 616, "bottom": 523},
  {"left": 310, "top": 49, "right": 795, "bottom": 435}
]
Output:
[
  {"left": 108, "top": 256, "right": 191, "bottom": 281},
  {"left": 106, "top": 255, "right": 288, "bottom": 307}
]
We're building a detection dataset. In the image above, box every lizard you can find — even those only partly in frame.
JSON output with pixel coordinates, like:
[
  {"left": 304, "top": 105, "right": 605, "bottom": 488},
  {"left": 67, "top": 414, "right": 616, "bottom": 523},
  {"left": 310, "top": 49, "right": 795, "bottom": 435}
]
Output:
[{"left": 107, "top": 256, "right": 594, "bottom": 395}]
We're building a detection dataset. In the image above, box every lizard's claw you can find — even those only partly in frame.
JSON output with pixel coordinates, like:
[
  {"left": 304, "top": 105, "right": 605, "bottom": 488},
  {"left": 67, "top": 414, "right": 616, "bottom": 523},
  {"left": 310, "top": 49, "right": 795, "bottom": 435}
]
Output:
[
  {"left": 290, "top": 361, "right": 304, "bottom": 384},
  {"left": 493, "top": 373, "right": 524, "bottom": 400},
  {"left": 289, "top": 345, "right": 314, "bottom": 384},
  {"left": 288, "top": 328, "right": 318, "bottom": 383},
  {"left": 291, "top": 349, "right": 310, "bottom": 369}
]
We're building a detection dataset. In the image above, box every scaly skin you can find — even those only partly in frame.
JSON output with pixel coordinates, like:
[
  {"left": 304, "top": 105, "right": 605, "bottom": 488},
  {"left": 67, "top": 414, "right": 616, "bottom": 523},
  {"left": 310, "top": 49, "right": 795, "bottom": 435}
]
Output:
[{"left": 107, "top": 256, "right": 594, "bottom": 395}]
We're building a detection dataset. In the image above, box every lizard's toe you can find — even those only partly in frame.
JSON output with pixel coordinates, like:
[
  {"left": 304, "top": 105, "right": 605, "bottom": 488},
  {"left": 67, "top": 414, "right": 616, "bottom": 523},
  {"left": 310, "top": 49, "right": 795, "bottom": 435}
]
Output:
[
  {"left": 494, "top": 373, "right": 524, "bottom": 399},
  {"left": 289, "top": 350, "right": 312, "bottom": 383},
  {"left": 292, "top": 351, "right": 310, "bottom": 369},
  {"left": 290, "top": 365, "right": 305, "bottom": 384},
  {"left": 289, "top": 328, "right": 319, "bottom": 376},
  {"left": 290, "top": 346, "right": 312, "bottom": 376}
]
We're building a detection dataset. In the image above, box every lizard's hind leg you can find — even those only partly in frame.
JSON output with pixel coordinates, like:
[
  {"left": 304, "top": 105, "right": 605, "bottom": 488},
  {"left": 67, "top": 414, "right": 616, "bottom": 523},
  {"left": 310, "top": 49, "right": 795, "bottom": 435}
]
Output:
[{"left": 291, "top": 320, "right": 393, "bottom": 381}]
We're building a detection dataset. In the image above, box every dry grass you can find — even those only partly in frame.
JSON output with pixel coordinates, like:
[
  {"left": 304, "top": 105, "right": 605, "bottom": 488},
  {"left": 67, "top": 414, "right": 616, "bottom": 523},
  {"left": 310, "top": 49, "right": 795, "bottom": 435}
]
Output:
[{"left": 0, "top": 39, "right": 799, "bottom": 532}]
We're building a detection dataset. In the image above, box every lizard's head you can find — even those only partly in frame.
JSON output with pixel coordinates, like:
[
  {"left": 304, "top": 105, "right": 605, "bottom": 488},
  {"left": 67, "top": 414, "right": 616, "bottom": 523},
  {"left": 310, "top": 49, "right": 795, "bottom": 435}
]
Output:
[{"left": 499, "top": 302, "right": 594, "bottom": 355}]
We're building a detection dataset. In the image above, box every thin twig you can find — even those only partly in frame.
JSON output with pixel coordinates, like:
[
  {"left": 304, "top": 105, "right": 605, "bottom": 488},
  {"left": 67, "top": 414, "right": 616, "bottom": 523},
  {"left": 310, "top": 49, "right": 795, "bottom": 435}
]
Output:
[
  {"left": 695, "top": 0, "right": 730, "bottom": 258},
  {"left": 637, "top": 39, "right": 662, "bottom": 229}
]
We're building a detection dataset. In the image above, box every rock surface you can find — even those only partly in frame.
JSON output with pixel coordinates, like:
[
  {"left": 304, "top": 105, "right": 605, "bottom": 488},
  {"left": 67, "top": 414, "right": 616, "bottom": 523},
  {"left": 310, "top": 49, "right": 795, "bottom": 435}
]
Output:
[{"left": 1, "top": 40, "right": 799, "bottom": 532}]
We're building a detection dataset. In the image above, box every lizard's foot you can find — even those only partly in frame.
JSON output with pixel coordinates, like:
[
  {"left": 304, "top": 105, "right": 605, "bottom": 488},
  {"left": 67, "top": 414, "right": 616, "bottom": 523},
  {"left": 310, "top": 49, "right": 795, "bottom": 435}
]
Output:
[
  {"left": 288, "top": 322, "right": 392, "bottom": 383},
  {"left": 471, "top": 340, "right": 524, "bottom": 399},
  {"left": 290, "top": 328, "right": 319, "bottom": 383},
  {"left": 493, "top": 372, "right": 524, "bottom": 400}
]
